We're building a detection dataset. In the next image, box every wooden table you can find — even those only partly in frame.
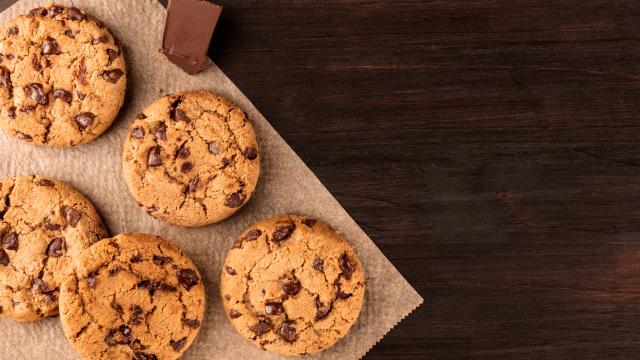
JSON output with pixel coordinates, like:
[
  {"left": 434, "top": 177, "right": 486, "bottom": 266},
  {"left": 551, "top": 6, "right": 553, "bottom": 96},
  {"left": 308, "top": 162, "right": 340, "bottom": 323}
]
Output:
[{"left": 5, "top": 1, "right": 640, "bottom": 359}]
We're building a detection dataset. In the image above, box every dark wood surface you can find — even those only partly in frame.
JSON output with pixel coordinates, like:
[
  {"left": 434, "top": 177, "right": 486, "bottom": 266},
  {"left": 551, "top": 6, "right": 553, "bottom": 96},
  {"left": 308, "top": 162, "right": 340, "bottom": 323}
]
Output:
[{"left": 5, "top": 0, "right": 640, "bottom": 359}]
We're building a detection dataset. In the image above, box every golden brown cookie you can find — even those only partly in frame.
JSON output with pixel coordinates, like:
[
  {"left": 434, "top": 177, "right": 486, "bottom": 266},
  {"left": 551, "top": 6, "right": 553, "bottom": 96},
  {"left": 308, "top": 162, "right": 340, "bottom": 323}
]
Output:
[
  {"left": 0, "top": 175, "right": 108, "bottom": 322},
  {"left": 122, "top": 90, "right": 260, "bottom": 227},
  {"left": 220, "top": 215, "right": 366, "bottom": 355},
  {"left": 0, "top": 4, "right": 127, "bottom": 146},
  {"left": 59, "top": 233, "right": 206, "bottom": 360}
]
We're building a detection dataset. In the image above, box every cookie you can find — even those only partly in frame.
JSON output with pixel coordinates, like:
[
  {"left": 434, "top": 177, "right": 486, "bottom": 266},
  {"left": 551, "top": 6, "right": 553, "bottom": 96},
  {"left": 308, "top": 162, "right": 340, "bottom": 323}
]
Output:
[
  {"left": 59, "top": 233, "right": 206, "bottom": 360},
  {"left": 0, "top": 175, "right": 108, "bottom": 322},
  {"left": 220, "top": 215, "right": 366, "bottom": 355},
  {"left": 122, "top": 90, "right": 260, "bottom": 227},
  {"left": 0, "top": 4, "right": 126, "bottom": 146}
]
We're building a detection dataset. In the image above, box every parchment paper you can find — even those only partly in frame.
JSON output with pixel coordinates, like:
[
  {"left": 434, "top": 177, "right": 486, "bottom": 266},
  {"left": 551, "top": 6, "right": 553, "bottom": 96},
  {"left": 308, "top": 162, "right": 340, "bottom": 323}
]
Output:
[{"left": 0, "top": 0, "right": 423, "bottom": 359}]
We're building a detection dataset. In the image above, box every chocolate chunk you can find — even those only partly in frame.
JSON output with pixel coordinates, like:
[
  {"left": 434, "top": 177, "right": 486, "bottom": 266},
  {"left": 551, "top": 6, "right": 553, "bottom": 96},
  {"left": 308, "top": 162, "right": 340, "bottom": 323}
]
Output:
[
  {"left": 245, "top": 229, "right": 262, "bottom": 241},
  {"left": 29, "top": 7, "right": 48, "bottom": 16},
  {"left": 105, "top": 325, "right": 132, "bottom": 346},
  {"left": 281, "top": 277, "right": 301, "bottom": 295},
  {"left": 133, "top": 352, "right": 158, "bottom": 360},
  {"left": 302, "top": 218, "right": 317, "bottom": 228},
  {"left": 273, "top": 222, "right": 295, "bottom": 242},
  {"left": 129, "top": 339, "right": 146, "bottom": 351},
  {"left": 92, "top": 35, "right": 108, "bottom": 45},
  {"left": 64, "top": 29, "right": 76, "bottom": 38},
  {"left": 48, "top": 5, "right": 64, "bottom": 17},
  {"left": 7, "top": 106, "right": 15, "bottom": 119},
  {"left": 152, "top": 255, "right": 172, "bottom": 266},
  {"left": 207, "top": 142, "right": 219, "bottom": 154},
  {"left": 225, "top": 266, "right": 236, "bottom": 275},
  {"left": 224, "top": 192, "right": 245, "bottom": 208},
  {"left": 137, "top": 279, "right": 153, "bottom": 291},
  {"left": 102, "top": 69, "right": 124, "bottom": 83},
  {"left": 130, "top": 254, "right": 143, "bottom": 263},
  {"left": 312, "top": 257, "right": 324, "bottom": 272},
  {"left": 154, "top": 123, "right": 167, "bottom": 140},
  {"left": 106, "top": 48, "right": 119, "bottom": 64},
  {"left": 86, "top": 271, "right": 99, "bottom": 288},
  {"left": 67, "top": 7, "right": 85, "bottom": 21},
  {"left": 64, "top": 207, "right": 82, "bottom": 227},
  {"left": 249, "top": 319, "right": 272, "bottom": 336},
  {"left": 173, "top": 108, "right": 190, "bottom": 122},
  {"left": 244, "top": 147, "right": 258, "bottom": 160},
  {"left": 46, "top": 237, "right": 64, "bottom": 257},
  {"left": 16, "top": 132, "right": 32, "bottom": 141},
  {"left": 2, "top": 232, "right": 18, "bottom": 250},
  {"left": 7, "top": 27, "right": 18, "bottom": 36},
  {"left": 176, "top": 145, "right": 190, "bottom": 159},
  {"left": 147, "top": 146, "right": 163, "bottom": 167},
  {"left": 42, "top": 37, "right": 60, "bottom": 55},
  {"left": 229, "top": 309, "right": 241, "bottom": 319},
  {"left": 185, "top": 178, "right": 199, "bottom": 193},
  {"left": 176, "top": 268, "right": 199, "bottom": 290},
  {"left": 338, "top": 253, "right": 355, "bottom": 280},
  {"left": 0, "top": 66, "right": 12, "bottom": 91},
  {"left": 131, "top": 126, "right": 145, "bottom": 139},
  {"left": 182, "top": 318, "right": 201, "bottom": 328},
  {"left": 108, "top": 266, "right": 123, "bottom": 276},
  {"left": 264, "top": 302, "right": 285, "bottom": 315},
  {"left": 161, "top": 0, "right": 222, "bottom": 74},
  {"left": 315, "top": 297, "right": 332, "bottom": 320},
  {"left": 33, "top": 278, "right": 51, "bottom": 293},
  {"left": 279, "top": 320, "right": 297, "bottom": 343},
  {"left": 75, "top": 112, "right": 96, "bottom": 131},
  {"left": 0, "top": 249, "right": 8, "bottom": 266},
  {"left": 53, "top": 89, "right": 72, "bottom": 103},
  {"left": 170, "top": 337, "right": 187, "bottom": 352},
  {"left": 32, "top": 56, "right": 42, "bottom": 71},
  {"left": 180, "top": 161, "right": 193, "bottom": 173},
  {"left": 26, "top": 83, "right": 48, "bottom": 105},
  {"left": 37, "top": 178, "right": 54, "bottom": 187}
]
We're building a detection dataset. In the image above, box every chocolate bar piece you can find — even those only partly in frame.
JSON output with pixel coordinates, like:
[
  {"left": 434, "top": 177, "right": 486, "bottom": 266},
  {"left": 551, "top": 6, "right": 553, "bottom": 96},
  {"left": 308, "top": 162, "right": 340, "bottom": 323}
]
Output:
[{"left": 161, "top": 0, "right": 222, "bottom": 75}]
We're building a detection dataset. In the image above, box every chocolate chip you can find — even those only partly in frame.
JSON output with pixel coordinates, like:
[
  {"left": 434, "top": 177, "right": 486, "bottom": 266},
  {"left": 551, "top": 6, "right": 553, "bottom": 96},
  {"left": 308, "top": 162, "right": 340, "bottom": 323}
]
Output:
[
  {"left": 130, "top": 305, "right": 144, "bottom": 324},
  {"left": 168, "top": 337, "right": 187, "bottom": 352},
  {"left": 29, "top": 7, "right": 48, "bottom": 16},
  {"left": 16, "top": 132, "right": 32, "bottom": 141},
  {"left": 180, "top": 162, "right": 193, "bottom": 173},
  {"left": 302, "top": 218, "right": 317, "bottom": 228},
  {"left": 4, "top": 54, "right": 13, "bottom": 60},
  {"left": 2, "top": 232, "right": 18, "bottom": 250},
  {"left": 111, "top": 301, "right": 123, "bottom": 315},
  {"left": 182, "top": 318, "right": 201, "bottom": 328},
  {"left": 176, "top": 145, "right": 190, "bottom": 159},
  {"left": 137, "top": 280, "right": 153, "bottom": 292},
  {"left": 104, "top": 325, "right": 132, "bottom": 346},
  {"left": 26, "top": 83, "right": 48, "bottom": 105},
  {"left": 273, "top": 222, "right": 295, "bottom": 242},
  {"left": 48, "top": 5, "right": 64, "bottom": 17},
  {"left": 147, "top": 146, "right": 163, "bottom": 167},
  {"left": 225, "top": 266, "right": 236, "bottom": 275},
  {"left": 250, "top": 319, "right": 272, "bottom": 335},
  {"left": 86, "top": 271, "right": 98, "bottom": 288},
  {"left": 106, "top": 49, "right": 119, "bottom": 64},
  {"left": 33, "top": 278, "right": 51, "bottom": 293},
  {"left": 92, "top": 35, "right": 108, "bottom": 45},
  {"left": 229, "top": 309, "right": 242, "bottom": 319},
  {"left": 185, "top": 178, "right": 199, "bottom": 193},
  {"left": 264, "top": 302, "right": 285, "bottom": 315},
  {"left": 76, "top": 91, "right": 86, "bottom": 100},
  {"left": 31, "top": 56, "right": 42, "bottom": 71},
  {"left": 154, "top": 123, "right": 167, "bottom": 141},
  {"left": 281, "top": 277, "right": 301, "bottom": 295},
  {"left": 64, "top": 29, "right": 75, "bottom": 38},
  {"left": 129, "top": 339, "right": 146, "bottom": 351},
  {"left": 67, "top": 7, "right": 85, "bottom": 21},
  {"left": 335, "top": 284, "right": 353, "bottom": 300},
  {"left": 136, "top": 113, "right": 147, "bottom": 120},
  {"left": 176, "top": 268, "right": 199, "bottom": 290},
  {"left": 224, "top": 192, "right": 245, "bottom": 208},
  {"left": 130, "top": 254, "right": 143, "bottom": 263},
  {"left": 207, "top": 142, "right": 219, "bottom": 154},
  {"left": 53, "top": 89, "right": 72, "bottom": 103},
  {"left": 108, "top": 266, "right": 123, "bottom": 276},
  {"left": 7, "top": 27, "right": 18, "bottom": 36},
  {"left": 133, "top": 352, "right": 158, "bottom": 360},
  {"left": 152, "top": 255, "right": 172, "bottom": 266},
  {"left": 0, "top": 249, "right": 8, "bottom": 266},
  {"left": 37, "top": 179, "right": 54, "bottom": 187},
  {"left": 102, "top": 69, "right": 124, "bottom": 83},
  {"left": 7, "top": 106, "right": 15, "bottom": 119},
  {"left": 0, "top": 66, "right": 12, "bottom": 91},
  {"left": 279, "top": 320, "right": 297, "bottom": 342},
  {"left": 245, "top": 229, "right": 262, "bottom": 241},
  {"left": 131, "top": 126, "right": 145, "bottom": 139},
  {"left": 315, "top": 297, "right": 332, "bottom": 320},
  {"left": 75, "top": 112, "right": 96, "bottom": 131},
  {"left": 64, "top": 207, "right": 81, "bottom": 227},
  {"left": 221, "top": 157, "right": 231, "bottom": 168},
  {"left": 338, "top": 253, "right": 355, "bottom": 280},
  {"left": 157, "top": 283, "right": 177, "bottom": 292},
  {"left": 74, "top": 60, "right": 87, "bottom": 84},
  {"left": 46, "top": 237, "right": 64, "bottom": 257},
  {"left": 244, "top": 147, "right": 258, "bottom": 160},
  {"left": 42, "top": 37, "right": 60, "bottom": 55},
  {"left": 312, "top": 257, "right": 324, "bottom": 272},
  {"left": 173, "top": 108, "right": 190, "bottom": 122}
]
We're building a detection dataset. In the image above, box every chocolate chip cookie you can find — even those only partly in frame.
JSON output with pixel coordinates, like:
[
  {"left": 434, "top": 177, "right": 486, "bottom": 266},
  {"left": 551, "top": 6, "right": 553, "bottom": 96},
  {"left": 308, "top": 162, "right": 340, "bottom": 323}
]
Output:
[
  {"left": 0, "top": 4, "right": 126, "bottom": 146},
  {"left": 122, "top": 90, "right": 260, "bottom": 227},
  {"left": 59, "top": 233, "right": 206, "bottom": 360},
  {"left": 220, "top": 215, "right": 366, "bottom": 355},
  {"left": 0, "top": 175, "right": 108, "bottom": 322}
]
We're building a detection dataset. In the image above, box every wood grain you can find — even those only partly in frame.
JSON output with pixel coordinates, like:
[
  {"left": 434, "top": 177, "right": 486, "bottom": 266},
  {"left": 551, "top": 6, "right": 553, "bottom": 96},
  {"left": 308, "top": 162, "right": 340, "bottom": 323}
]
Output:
[{"left": 4, "top": 0, "right": 640, "bottom": 359}]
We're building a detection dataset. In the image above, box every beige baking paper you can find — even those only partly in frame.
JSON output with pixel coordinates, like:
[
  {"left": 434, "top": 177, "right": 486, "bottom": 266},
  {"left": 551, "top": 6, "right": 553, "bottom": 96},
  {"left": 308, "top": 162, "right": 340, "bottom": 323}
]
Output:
[{"left": 0, "top": 0, "right": 423, "bottom": 359}]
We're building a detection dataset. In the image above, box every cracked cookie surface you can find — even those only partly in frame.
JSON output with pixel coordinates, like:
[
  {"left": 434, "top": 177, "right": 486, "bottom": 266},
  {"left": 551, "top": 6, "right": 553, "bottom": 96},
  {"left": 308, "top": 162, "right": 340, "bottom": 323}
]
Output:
[
  {"left": 220, "top": 215, "right": 366, "bottom": 355},
  {"left": 0, "top": 175, "right": 108, "bottom": 322},
  {"left": 122, "top": 90, "right": 260, "bottom": 227},
  {"left": 0, "top": 4, "right": 126, "bottom": 146},
  {"left": 59, "top": 232, "right": 206, "bottom": 360}
]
